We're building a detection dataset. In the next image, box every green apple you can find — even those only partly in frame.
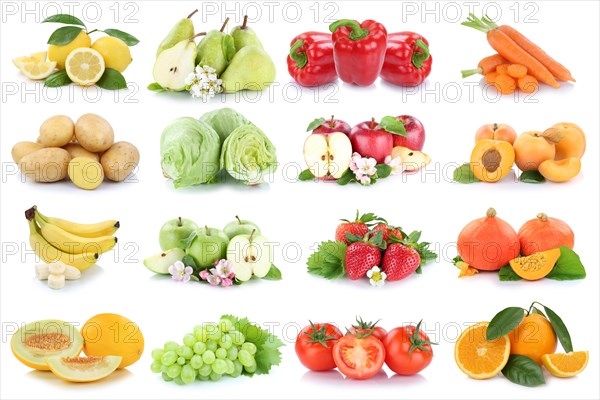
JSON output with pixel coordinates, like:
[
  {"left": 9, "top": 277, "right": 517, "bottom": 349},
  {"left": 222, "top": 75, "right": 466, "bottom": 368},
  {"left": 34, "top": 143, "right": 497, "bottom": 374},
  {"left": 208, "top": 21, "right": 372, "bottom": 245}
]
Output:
[
  {"left": 159, "top": 217, "right": 198, "bottom": 251},
  {"left": 223, "top": 215, "right": 260, "bottom": 239},
  {"left": 226, "top": 230, "right": 272, "bottom": 281},
  {"left": 186, "top": 226, "right": 229, "bottom": 268},
  {"left": 143, "top": 248, "right": 186, "bottom": 274}
]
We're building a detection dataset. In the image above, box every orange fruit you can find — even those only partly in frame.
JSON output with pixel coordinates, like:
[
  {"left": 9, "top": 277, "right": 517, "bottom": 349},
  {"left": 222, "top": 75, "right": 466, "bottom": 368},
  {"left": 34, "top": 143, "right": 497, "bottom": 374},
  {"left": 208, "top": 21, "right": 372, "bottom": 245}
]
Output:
[
  {"left": 508, "top": 313, "right": 557, "bottom": 365},
  {"left": 455, "top": 322, "right": 511, "bottom": 379},
  {"left": 81, "top": 313, "right": 144, "bottom": 369},
  {"left": 541, "top": 351, "right": 589, "bottom": 377}
]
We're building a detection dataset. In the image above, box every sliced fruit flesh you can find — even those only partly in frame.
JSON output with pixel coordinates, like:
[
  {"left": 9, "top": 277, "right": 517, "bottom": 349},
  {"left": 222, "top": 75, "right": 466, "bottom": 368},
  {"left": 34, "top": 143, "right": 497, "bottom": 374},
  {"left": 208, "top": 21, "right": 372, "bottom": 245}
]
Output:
[
  {"left": 68, "top": 52, "right": 103, "bottom": 80},
  {"left": 341, "top": 343, "right": 378, "bottom": 369},
  {"left": 542, "top": 351, "right": 589, "bottom": 377},
  {"left": 47, "top": 355, "right": 122, "bottom": 382},
  {"left": 509, "top": 248, "right": 560, "bottom": 280},
  {"left": 11, "top": 320, "right": 84, "bottom": 370},
  {"left": 455, "top": 322, "right": 510, "bottom": 379}
]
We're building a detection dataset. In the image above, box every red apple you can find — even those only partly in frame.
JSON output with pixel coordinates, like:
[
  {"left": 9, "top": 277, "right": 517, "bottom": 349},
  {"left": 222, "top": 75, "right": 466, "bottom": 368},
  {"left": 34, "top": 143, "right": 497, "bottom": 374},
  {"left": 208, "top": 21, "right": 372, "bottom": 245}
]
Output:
[
  {"left": 392, "top": 115, "right": 425, "bottom": 151},
  {"left": 312, "top": 115, "right": 351, "bottom": 135},
  {"left": 349, "top": 118, "right": 393, "bottom": 163}
]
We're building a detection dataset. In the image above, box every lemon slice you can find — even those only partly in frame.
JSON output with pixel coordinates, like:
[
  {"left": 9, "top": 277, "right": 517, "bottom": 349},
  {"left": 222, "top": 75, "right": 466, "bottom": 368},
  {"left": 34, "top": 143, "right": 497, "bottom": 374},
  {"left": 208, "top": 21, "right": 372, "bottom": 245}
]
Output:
[
  {"left": 18, "top": 61, "right": 57, "bottom": 80},
  {"left": 65, "top": 48, "right": 105, "bottom": 86},
  {"left": 12, "top": 51, "right": 47, "bottom": 68}
]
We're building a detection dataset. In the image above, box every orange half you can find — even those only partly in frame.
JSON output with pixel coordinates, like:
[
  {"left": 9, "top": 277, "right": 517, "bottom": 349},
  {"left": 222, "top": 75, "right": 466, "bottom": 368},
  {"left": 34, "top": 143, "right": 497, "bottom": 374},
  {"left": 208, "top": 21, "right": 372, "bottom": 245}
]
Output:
[{"left": 455, "top": 322, "right": 511, "bottom": 379}]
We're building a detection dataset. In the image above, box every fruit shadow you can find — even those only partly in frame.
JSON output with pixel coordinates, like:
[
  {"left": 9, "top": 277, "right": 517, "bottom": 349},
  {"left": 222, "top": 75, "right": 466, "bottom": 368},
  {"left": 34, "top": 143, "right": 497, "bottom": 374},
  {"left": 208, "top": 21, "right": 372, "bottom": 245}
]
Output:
[
  {"left": 26, "top": 368, "right": 133, "bottom": 387},
  {"left": 388, "top": 373, "right": 428, "bottom": 386},
  {"left": 33, "top": 266, "right": 105, "bottom": 292},
  {"left": 162, "top": 172, "right": 271, "bottom": 193},
  {"left": 300, "top": 369, "right": 345, "bottom": 384}
]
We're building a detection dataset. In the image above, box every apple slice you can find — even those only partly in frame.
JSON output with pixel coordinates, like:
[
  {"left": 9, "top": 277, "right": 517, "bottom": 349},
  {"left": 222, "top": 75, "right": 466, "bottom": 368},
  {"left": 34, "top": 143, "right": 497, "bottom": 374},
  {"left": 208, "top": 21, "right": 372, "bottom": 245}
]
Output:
[
  {"left": 227, "top": 231, "right": 273, "bottom": 281},
  {"left": 392, "top": 146, "right": 431, "bottom": 172},
  {"left": 143, "top": 248, "right": 185, "bottom": 274},
  {"left": 303, "top": 132, "right": 352, "bottom": 180}
]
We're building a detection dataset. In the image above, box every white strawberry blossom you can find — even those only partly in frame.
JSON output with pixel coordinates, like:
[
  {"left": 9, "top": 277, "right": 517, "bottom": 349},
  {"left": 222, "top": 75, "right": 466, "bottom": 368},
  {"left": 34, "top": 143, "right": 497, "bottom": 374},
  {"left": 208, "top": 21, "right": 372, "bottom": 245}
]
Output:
[{"left": 367, "top": 266, "right": 386, "bottom": 287}]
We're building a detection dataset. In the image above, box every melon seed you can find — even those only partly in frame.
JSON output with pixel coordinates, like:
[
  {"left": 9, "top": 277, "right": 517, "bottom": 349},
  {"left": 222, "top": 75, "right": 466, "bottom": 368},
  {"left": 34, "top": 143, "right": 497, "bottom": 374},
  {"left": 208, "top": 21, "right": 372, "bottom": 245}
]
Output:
[
  {"left": 25, "top": 333, "right": 71, "bottom": 351},
  {"left": 482, "top": 149, "right": 501, "bottom": 172}
]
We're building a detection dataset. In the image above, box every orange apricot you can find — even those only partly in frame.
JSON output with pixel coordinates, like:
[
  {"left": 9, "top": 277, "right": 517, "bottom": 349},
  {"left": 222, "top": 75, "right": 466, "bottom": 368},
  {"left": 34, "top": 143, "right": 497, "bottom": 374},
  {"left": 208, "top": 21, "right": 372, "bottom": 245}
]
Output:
[
  {"left": 538, "top": 157, "right": 581, "bottom": 182},
  {"left": 551, "top": 122, "right": 586, "bottom": 160},
  {"left": 513, "top": 131, "right": 556, "bottom": 172},
  {"left": 470, "top": 139, "right": 515, "bottom": 183},
  {"left": 475, "top": 123, "right": 517, "bottom": 144}
]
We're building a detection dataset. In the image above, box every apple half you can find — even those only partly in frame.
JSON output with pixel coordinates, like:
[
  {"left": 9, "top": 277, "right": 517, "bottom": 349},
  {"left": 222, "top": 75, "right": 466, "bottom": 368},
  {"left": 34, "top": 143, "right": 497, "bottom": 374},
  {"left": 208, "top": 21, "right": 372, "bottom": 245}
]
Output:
[
  {"left": 227, "top": 233, "right": 273, "bottom": 282},
  {"left": 303, "top": 132, "right": 352, "bottom": 180}
]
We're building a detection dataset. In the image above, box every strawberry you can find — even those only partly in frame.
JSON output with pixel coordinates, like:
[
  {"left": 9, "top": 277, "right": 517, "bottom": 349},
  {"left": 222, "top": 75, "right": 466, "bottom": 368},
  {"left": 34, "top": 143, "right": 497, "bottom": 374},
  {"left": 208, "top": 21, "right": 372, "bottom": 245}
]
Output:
[
  {"left": 335, "top": 211, "right": 383, "bottom": 244},
  {"left": 381, "top": 244, "right": 421, "bottom": 281},
  {"left": 345, "top": 231, "right": 384, "bottom": 280},
  {"left": 371, "top": 223, "right": 404, "bottom": 243}
]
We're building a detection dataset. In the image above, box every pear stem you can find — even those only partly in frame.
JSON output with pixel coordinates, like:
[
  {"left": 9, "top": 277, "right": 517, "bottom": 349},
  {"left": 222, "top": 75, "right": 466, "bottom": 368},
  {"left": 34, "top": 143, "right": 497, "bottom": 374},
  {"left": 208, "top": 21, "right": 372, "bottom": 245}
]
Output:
[
  {"left": 191, "top": 32, "right": 207, "bottom": 40},
  {"left": 205, "top": 225, "right": 210, "bottom": 236},
  {"left": 220, "top": 18, "right": 230, "bottom": 32},
  {"left": 187, "top": 9, "right": 199, "bottom": 19},
  {"left": 241, "top": 15, "right": 248, "bottom": 30},
  {"left": 236, "top": 215, "right": 242, "bottom": 224}
]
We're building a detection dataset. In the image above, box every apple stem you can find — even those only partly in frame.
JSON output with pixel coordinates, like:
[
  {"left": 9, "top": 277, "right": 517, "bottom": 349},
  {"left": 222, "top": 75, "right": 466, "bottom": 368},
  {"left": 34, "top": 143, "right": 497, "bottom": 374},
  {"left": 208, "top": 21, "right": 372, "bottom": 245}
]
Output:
[
  {"left": 177, "top": 217, "right": 182, "bottom": 227},
  {"left": 329, "top": 115, "right": 335, "bottom": 127},
  {"left": 241, "top": 15, "right": 248, "bottom": 30},
  {"left": 220, "top": 17, "right": 230, "bottom": 32},
  {"left": 370, "top": 117, "right": 376, "bottom": 129},
  {"left": 249, "top": 229, "right": 256, "bottom": 242},
  {"left": 235, "top": 215, "right": 242, "bottom": 224},
  {"left": 187, "top": 9, "right": 199, "bottom": 19},
  {"left": 205, "top": 225, "right": 210, "bottom": 236}
]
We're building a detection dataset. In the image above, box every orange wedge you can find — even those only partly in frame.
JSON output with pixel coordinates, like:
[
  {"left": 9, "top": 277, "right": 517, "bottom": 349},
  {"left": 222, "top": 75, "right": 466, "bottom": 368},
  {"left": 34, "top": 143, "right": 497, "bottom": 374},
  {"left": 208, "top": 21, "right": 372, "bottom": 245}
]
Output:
[
  {"left": 541, "top": 351, "right": 588, "bottom": 378},
  {"left": 455, "top": 322, "right": 511, "bottom": 379}
]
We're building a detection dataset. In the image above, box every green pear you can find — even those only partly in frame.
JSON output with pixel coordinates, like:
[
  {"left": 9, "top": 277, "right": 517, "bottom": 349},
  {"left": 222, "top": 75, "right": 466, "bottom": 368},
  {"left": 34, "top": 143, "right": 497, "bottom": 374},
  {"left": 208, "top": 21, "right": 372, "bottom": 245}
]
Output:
[
  {"left": 226, "top": 230, "right": 272, "bottom": 281},
  {"left": 195, "top": 18, "right": 236, "bottom": 75},
  {"left": 153, "top": 39, "right": 197, "bottom": 91},
  {"left": 220, "top": 46, "right": 276, "bottom": 93},
  {"left": 156, "top": 9, "right": 198, "bottom": 57},
  {"left": 231, "top": 15, "right": 263, "bottom": 50}
]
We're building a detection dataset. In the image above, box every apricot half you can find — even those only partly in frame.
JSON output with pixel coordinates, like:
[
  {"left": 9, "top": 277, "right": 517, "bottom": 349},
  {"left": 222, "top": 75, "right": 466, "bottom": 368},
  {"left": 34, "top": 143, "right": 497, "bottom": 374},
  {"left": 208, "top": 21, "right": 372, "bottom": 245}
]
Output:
[
  {"left": 552, "top": 122, "right": 586, "bottom": 160},
  {"left": 513, "top": 131, "right": 556, "bottom": 171},
  {"left": 470, "top": 139, "right": 515, "bottom": 182},
  {"left": 538, "top": 157, "right": 581, "bottom": 182}
]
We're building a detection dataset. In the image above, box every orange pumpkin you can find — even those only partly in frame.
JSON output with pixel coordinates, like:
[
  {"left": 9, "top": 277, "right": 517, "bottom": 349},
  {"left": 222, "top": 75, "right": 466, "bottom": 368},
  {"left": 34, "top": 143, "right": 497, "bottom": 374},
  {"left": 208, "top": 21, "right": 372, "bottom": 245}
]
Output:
[
  {"left": 457, "top": 208, "right": 520, "bottom": 271},
  {"left": 518, "top": 213, "right": 574, "bottom": 256}
]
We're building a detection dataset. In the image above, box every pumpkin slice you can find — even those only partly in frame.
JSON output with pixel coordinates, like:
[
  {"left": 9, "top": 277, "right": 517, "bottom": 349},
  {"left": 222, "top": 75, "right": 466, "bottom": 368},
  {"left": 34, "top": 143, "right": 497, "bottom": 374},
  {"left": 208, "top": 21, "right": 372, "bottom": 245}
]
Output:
[{"left": 509, "top": 248, "right": 561, "bottom": 280}]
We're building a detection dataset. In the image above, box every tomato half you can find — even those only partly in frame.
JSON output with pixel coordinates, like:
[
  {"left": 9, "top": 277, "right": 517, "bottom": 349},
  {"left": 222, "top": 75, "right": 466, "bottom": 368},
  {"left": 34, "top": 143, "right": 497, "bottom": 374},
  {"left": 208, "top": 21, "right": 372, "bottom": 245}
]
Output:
[
  {"left": 295, "top": 322, "right": 342, "bottom": 371},
  {"left": 333, "top": 334, "right": 386, "bottom": 379},
  {"left": 383, "top": 321, "right": 435, "bottom": 375}
]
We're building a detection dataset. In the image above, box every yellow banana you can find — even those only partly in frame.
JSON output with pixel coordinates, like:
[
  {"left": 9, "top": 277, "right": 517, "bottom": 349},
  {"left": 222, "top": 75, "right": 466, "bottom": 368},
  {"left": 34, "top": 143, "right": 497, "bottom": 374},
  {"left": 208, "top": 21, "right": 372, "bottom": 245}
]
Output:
[
  {"left": 35, "top": 214, "right": 117, "bottom": 255},
  {"left": 33, "top": 206, "right": 119, "bottom": 238},
  {"left": 27, "top": 219, "right": 98, "bottom": 271}
]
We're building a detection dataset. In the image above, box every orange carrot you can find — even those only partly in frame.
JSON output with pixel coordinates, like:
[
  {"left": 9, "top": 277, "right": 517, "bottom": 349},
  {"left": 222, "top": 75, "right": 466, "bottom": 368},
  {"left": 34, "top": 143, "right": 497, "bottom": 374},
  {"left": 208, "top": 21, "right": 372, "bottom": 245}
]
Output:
[
  {"left": 462, "top": 15, "right": 560, "bottom": 88},
  {"left": 495, "top": 64, "right": 510, "bottom": 74},
  {"left": 485, "top": 71, "right": 498, "bottom": 84},
  {"left": 518, "top": 75, "right": 539, "bottom": 93},
  {"left": 507, "top": 64, "right": 527, "bottom": 78},
  {"left": 498, "top": 25, "right": 574, "bottom": 82},
  {"left": 494, "top": 74, "right": 516, "bottom": 94},
  {"left": 461, "top": 54, "right": 507, "bottom": 78}
]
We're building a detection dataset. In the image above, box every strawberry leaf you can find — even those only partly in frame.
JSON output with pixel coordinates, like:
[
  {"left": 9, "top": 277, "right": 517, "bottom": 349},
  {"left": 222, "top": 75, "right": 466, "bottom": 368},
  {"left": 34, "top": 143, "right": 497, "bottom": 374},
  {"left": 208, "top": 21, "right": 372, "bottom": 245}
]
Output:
[{"left": 306, "top": 241, "right": 347, "bottom": 279}]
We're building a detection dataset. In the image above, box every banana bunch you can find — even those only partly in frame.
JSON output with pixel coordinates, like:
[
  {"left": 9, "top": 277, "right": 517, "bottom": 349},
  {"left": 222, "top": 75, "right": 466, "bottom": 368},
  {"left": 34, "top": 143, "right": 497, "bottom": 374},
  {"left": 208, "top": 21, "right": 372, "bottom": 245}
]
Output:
[{"left": 25, "top": 206, "right": 119, "bottom": 271}]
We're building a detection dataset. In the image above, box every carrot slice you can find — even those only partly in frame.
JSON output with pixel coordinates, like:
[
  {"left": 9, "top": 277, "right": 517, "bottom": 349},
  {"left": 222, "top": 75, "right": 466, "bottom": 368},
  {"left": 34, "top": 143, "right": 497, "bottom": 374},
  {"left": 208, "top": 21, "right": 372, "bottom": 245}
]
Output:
[
  {"left": 507, "top": 64, "right": 527, "bottom": 78},
  {"left": 517, "top": 75, "right": 539, "bottom": 93},
  {"left": 484, "top": 71, "right": 498, "bottom": 84},
  {"left": 495, "top": 64, "right": 510, "bottom": 74},
  {"left": 494, "top": 74, "right": 516, "bottom": 94}
]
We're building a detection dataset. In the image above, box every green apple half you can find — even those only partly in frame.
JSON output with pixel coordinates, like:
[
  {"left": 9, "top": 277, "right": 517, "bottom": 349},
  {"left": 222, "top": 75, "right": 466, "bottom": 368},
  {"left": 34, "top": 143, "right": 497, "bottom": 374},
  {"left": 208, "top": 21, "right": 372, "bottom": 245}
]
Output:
[
  {"left": 186, "top": 226, "right": 229, "bottom": 268},
  {"left": 143, "top": 248, "right": 186, "bottom": 274},
  {"left": 227, "top": 231, "right": 272, "bottom": 282},
  {"left": 223, "top": 216, "right": 260, "bottom": 239}
]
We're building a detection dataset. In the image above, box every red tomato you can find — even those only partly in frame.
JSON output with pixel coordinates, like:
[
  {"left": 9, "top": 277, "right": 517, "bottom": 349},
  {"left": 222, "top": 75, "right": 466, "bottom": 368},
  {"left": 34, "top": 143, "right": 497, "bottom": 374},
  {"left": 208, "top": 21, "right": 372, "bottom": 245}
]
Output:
[
  {"left": 295, "top": 322, "right": 342, "bottom": 371},
  {"left": 348, "top": 316, "right": 387, "bottom": 341},
  {"left": 333, "top": 334, "right": 386, "bottom": 379},
  {"left": 383, "top": 321, "right": 436, "bottom": 375}
]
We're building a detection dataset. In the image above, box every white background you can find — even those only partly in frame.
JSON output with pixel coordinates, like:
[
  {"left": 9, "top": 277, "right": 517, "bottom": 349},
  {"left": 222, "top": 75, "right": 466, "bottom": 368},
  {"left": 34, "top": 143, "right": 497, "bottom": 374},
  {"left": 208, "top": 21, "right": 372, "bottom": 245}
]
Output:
[{"left": 1, "top": 1, "right": 599, "bottom": 399}]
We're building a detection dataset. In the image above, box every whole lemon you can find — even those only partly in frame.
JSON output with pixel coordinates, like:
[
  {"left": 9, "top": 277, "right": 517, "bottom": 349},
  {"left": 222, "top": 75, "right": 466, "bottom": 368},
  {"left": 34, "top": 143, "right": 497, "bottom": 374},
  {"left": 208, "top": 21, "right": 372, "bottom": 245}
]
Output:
[
  {"left": 91, "top": 37, "right": 132, "bottom": 72},
  {"left": 48, "top": 31, "right": 91, "bottom": 69}
]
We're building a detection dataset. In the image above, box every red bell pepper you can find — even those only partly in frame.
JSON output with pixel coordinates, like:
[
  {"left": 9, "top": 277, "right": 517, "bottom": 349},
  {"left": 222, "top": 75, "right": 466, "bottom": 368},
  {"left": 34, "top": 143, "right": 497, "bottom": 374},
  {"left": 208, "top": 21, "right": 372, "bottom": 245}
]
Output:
[
  {"left": 329, "top": 19, "right": 387, "bottom": 86},
  {"left": 287, "top": 32, "right": 337, "bottom": 87},
  {"left": 380, "top": 32, "right": 432, "bottom": 87}
]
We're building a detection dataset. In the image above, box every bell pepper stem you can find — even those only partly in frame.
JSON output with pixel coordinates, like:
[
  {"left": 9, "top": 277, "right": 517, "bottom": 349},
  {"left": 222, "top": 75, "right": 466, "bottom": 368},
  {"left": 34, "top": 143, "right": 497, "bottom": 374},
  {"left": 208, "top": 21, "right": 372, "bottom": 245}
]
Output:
[
  {"left": 411, "top": 39, "right": 430, "bottom": 69},
  {"left": 289, "top": 40, "right": 308, "bottom": 69},
  {"left": 329, "top": 19, "right": 369, "bottom": 40},
  {"left": 461, "top": 68, "right": 483, "bottom": 78}
]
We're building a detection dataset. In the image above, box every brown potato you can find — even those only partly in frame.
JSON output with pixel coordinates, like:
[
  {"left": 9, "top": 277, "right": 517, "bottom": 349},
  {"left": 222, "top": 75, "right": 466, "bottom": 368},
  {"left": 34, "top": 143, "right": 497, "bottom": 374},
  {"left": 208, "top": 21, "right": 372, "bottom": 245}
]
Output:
[
  {"left": 19, "top": 148, "right": 71, "bottom": 182},
  {"left": 11, "top": 141, "right": 43, "bottom": 163},
  {"left": 39, "top": 115, "right": 74, "bottom": 147},
  {"left": 62, "top": 143, "right": 100, "bottom": 162},
  {"left": 100, "top": 141, "right": 140, "bottom": 182},
  {"left": 68, "top": 157, "right": 104, "bottom": 190},
  {"left": 75, "top": 113, "right": 114, "bottom": 152}
]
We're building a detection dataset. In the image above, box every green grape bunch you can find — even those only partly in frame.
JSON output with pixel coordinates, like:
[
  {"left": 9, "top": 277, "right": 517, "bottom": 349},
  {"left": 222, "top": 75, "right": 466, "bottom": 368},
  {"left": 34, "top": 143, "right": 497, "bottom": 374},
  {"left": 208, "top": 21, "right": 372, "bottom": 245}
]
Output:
[{"left": 150, "top": 315, "right": 283, "bottom": 384}]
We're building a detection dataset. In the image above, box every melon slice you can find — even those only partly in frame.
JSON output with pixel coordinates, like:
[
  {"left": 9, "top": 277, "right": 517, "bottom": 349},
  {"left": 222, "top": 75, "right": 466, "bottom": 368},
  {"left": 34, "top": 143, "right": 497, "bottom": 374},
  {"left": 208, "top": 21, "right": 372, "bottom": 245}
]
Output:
[
  {"left": 47, "top": 356, "right": 122, "bottom": 382},
  {"left": 11, "top": 320, "right": 84, "bottom": 370}
]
